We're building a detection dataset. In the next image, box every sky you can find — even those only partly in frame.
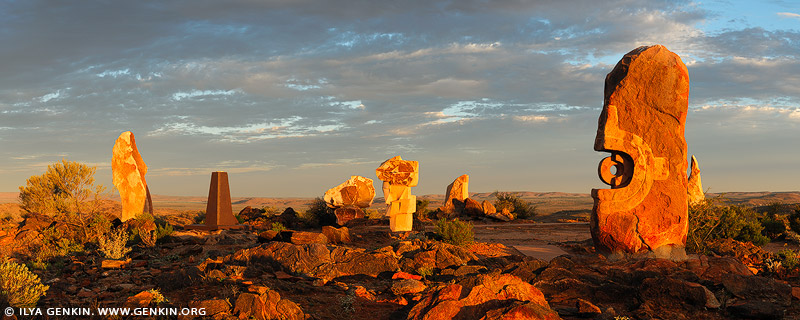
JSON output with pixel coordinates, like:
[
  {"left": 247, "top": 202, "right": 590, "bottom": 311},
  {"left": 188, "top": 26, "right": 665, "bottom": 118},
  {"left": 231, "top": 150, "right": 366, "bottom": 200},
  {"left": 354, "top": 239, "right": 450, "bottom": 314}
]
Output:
[{"left": 0, "top": 0, "right": 799, "bottom": 198}]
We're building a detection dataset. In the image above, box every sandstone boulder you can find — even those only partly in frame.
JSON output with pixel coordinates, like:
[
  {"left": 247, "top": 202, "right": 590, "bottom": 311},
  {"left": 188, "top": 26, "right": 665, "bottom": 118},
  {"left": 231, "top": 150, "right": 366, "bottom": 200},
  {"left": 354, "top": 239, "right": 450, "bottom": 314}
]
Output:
[
  {"left": 234, "top": 289, "right": 306, "bottom": 320},
  {"left": 591, "top": 45, "right": 690, "bottom": 255},
  {"left": 112, "top": 131, "right": 151, "bottom": 221},
  {"left": 323, "top": 175, "right": 375, "bottom": 208},
  {"left": 333, "top": 206, "right": 364, "bottom": 226},
  {"left": 407, "top": 274, "right": 559, "bottom": 320},
  {"left": 442, "top": 175, "right": 469, "bottom": 214}
]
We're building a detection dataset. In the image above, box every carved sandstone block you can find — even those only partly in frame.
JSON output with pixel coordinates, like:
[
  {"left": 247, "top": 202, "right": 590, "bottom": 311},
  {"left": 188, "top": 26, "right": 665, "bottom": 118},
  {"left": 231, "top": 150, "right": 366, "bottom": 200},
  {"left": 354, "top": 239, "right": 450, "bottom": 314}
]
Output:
[
  {"left": 324, "top": 175, "right": 375, "bottom": 208},
  {"left": 591, "top": 45, "right": 689, "bottom": 254}
]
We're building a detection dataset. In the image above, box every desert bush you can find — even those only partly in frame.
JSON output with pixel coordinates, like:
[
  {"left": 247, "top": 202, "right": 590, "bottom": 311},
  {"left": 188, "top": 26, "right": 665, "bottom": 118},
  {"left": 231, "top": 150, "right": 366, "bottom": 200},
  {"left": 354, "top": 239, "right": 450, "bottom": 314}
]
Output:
[
  {"left": 98, "top": 227, "right": 131, "bottom": 260},
  {"left": 434, "top": 218, "right": 474, "bottom": 246},
  {"left": 155, "top": 223, "right": 174, "bottom": 241},
  {"left": 0, "top": 259, "right": 49, "bottom": 308},
  {"left": 493, "top": 192, "right": 536, "bottom": 219},
  {"left": 32, "top": 226, "right": 84, "bottom": 266},
  {"left": 789, "top": 207, "right": 800, "bottom": 234},
  {"left": 365, "top": 209, "right": 383, "bottom": 219},
  {"left": 687, "top": 197, "right": 769, "bottom": 253},
  {"left": 270, "top": 222, "right": 287, "bottom": 232},
  {"left": 18, "top": 159, "right": 105, "bottom": 215},
  {"left": 82, "top": 213, "right": 112, "bottom": 244},
  {"left": 760, "top": 216, "right": 786, "bottom": 240},
  {"left": 415, "top": 199, "right": 430, "bottom": 219},
  {"left": 147, "top": 288, "right": 168, "bottom": 305},
  {"left": 262, "top": 206, "right": 281, "bottom": 217},
  {"left": 303, "top": 197, "right": 336, "bottom": 227},
  {"left": 416, "top": 266, "right": 433, "bottom": 280},
  {"left": 777, "top": 249, "right": 799, "bottom": 270}
]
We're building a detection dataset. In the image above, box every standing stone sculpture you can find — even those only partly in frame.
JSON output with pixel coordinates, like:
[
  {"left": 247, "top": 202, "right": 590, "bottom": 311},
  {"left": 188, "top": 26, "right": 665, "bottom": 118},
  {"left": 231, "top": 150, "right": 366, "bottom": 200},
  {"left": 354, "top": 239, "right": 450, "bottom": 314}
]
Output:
[
  {"left": 112, "top": 131, "right": 152, "bottom": 221},
  {"left": 441, "top": 174, "right": 469, "bottom": 216},
  {"left": 323, "top": 175, "right": 375, "bottom": 225},
  {"left": 186, "top": 172, "right": 245, "bottom": 230},
  {"left": 687, "top": 155, "right": 705, "bottom": 205},
  {"left": 591, "top": 45, "right": 690, "bottom": 257},
  {"left": 376, "top": 156, "right": 418, "bottom": 232}
]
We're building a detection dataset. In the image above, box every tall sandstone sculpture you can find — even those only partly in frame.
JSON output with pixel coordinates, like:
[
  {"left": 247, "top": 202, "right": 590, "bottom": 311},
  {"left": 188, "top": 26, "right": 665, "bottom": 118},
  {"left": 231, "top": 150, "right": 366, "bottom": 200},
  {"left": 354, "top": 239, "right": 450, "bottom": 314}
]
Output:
[
  {"left": 687, "top": 155, "right": 705, "bottom": 205},
  {"left": 591, "top": 45, "right": 689, "bottom": 257},
  {"left": 112, "top": 131, "right": 152, "bottom": 221},
  {"left": 323, "top": 175, "right": 375, "bottom": 225},
  {"left": 187, "top": 172, "right": 244, "bottom": 230},
  {"left": 376, "top": 156, "right": 418, "bottom": 232}
]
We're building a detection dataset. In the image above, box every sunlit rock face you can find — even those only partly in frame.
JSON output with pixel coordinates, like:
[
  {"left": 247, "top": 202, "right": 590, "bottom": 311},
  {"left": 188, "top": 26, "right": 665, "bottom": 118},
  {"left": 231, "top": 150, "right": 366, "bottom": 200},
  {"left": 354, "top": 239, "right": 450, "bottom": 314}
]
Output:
[
  {"left": 376, "top": 156, "right": 418, "bottom": 232},
  {"left": 591, "top": 45, "right": 690, "bottom": 256},
  {"left": 112, "top": 131, "right": 151, "bottom": 221},
  {"left": 323, "top": 175, "right": 375, "bottom": 225},
  {"left": 688, "top": 155, "right": 705, "bottom": 205},
  {"left": 324, "top": 175, "right": 375, "bottom": 209},
  {"left": 441, "top": 174, "right": 469, "bottom": 215}
]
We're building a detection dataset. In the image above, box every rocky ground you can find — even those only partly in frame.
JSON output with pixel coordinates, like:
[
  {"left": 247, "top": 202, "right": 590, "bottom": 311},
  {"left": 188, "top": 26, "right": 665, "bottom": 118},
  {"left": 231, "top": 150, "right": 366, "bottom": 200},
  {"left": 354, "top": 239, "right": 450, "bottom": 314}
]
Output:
[{"left": 1, "top": 207, "right": 799, "bottom": 320}]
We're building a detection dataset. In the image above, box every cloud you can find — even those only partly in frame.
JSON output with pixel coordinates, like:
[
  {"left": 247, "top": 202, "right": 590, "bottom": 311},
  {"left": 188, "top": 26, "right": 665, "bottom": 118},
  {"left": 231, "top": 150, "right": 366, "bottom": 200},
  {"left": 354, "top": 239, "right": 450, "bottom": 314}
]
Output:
[
  {"left": 1, "top": 0, "right": 799, "bottom": 195},
  {"left": 777, "top": 12, "right": 800, "bottom": 19}
]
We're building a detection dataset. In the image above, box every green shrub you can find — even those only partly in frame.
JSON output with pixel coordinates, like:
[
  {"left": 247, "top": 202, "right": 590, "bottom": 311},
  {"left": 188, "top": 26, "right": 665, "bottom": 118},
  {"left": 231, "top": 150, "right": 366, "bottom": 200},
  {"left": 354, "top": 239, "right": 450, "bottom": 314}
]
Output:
[
  {"left": 416, "top": 266, "right": 433, "bottom": 280},
  {"left": 493, "top": 192, "right": 536, "bottom": 219},
  {"left": 0, "top": 259, "right": 49, "bottom": 308},
  {"left": 434, "top": 218, "right": 474, "bottom": 246},
  {"left": 777, "top": 249, "right": 799, "bottom": 270},
  {"left": 32, "top": 226, "right": 84, "bottom": 266},
  {"left": 98, "top": 227, "right": 131, "bottom": 260},
  {"left": 415, "top": 199, "right": 430, "bottom": 219},
  {"left": 155, "top": 223, "right": 174, "bottom": 241},
  {"left": 270, "top": 222, "right": 287, "bottom": 232},
  {"left": 789, "top": 207, "right": 800, "bottom": 234},
  {"left": 303, "top": 197, "right": 336, "bottom": 227},
  {"left": 760, "top": 216, "right": 786, "bottom": 240},
  {"left": 687, "top": 197, "right": 769, "bottom": 253},
  {"left": 18, "top": 159, "right": 105, "bottom": 215}
]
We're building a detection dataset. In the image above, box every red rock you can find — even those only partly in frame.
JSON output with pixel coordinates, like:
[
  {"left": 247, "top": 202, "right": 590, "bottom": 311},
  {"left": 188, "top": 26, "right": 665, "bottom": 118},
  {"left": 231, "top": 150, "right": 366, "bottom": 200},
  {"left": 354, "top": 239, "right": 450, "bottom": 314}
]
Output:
[
  {"left": 333, "top": 206, "right": 365, "bottom": 226},
  {"left": 463, "top": 198, "right": 484, "bottom": 217},
  {"left": 592, "top": 45, "right": 690, "bottom": 254},
  {"left": 124, "top": 290, "right": 154, "bottom": 308},
  {"left": 392, "top": 271, "right": 422, "bottom": 281},
  {"left": 112, "top": 131, "right": 152, "bottom": 221},
  {"left": 791, "top": 287, "right": 800, "bottom": 300},
  {"left": 354, "top": 286, "right": 376, "bottom": 301},
  {"left": 322, "top": 226, "right": 351, "bottom": 244},
  {"left": 287, "top": 231, "right": 328, "bottom": 245},
  {"left": 481, "top": 200, "right": 496, "bottom": 215},
  {"left": 391, "top": 279, "right": 426, "bottom": 295},
  {"left": 576, "top": 298, "right": 601, "bottom": 315},
  {"left": 101, "top": 258, "right": 131, "bottom": 269},
  {"left": 408, "top": 274, "right": 557, "bottom": 320},
  {"left": 183, "top": 299, "right": 230, "bottom": 319},
  {"left": 234, "top": 290, "right": 305, "bottom": 320}
]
